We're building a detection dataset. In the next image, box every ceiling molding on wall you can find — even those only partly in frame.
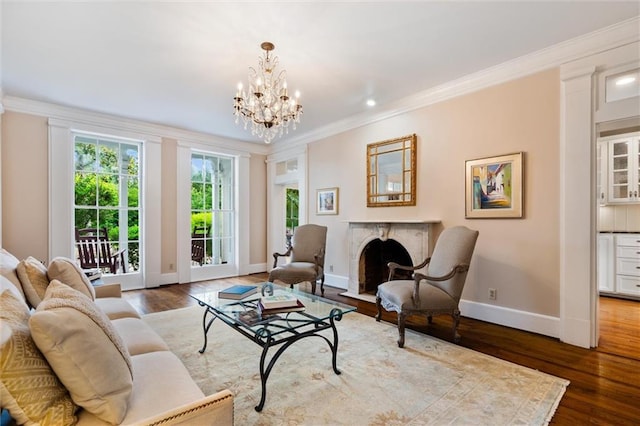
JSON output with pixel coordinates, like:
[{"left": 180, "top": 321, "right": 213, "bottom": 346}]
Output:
[
  {"left": 275, "top": 15, "right": 640, "bottom": 153},
  {"left": 2, "top": 95, "right": 269, "bottom": 156}
]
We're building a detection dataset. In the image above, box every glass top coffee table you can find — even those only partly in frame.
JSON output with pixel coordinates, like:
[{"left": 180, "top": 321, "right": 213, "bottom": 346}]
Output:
[{"left": 190, "top": 283, "right": 356, "bottom": 412}]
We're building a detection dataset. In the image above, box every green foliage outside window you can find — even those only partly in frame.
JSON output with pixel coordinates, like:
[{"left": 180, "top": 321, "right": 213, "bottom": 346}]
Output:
[{"left": 286, "top": 188, "right": 299, "bottom": 231}]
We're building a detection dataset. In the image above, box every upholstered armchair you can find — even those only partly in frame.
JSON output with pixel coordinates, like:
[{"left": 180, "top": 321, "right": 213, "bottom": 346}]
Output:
[
  {"left": 376, "top": 226, "right": 479, "bottom": 347},
  {"left": 268, "top": 224, "right": 327, "bottom": 295}
]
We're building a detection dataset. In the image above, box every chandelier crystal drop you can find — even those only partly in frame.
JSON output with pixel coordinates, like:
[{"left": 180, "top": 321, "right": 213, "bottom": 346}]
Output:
[{"left": 233, "top": 42, "right": 303, "bottom": 144}]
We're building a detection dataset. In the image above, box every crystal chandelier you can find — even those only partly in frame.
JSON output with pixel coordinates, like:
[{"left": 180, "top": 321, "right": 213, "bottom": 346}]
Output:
[{"left": 233, "top": 42, "right": 303, "bottom": 144}]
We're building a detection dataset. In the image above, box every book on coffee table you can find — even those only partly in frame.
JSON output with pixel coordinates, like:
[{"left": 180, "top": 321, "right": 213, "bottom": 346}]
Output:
[
  {"left": 218, "top": 284, "right": 258, "bottom": 300},
  {"left": 259, "top": 293, "right": 299, "bottom": 309},
  {"left": 236, "top": 309, "right": 278, "bottom": 326},
  {"left": 258, "top": 298, "right": 305, "bottom": 315}
]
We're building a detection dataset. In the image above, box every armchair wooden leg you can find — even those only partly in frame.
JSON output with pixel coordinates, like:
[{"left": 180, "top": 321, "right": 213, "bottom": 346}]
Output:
[
  {"left": 452, "top": 310, "right": 461, "bottom": 343},
  {"left": 397, "top": 313, "right": 407, "bottom": 348},
  {"left": 375, "top": 297, "right": 382, "bottom": 322},
  {"left": 310, "top": 280, "right": 317, "bottom": 295},
  {"left": 320, "top": 276, "right": 325, "bottom": 296}
]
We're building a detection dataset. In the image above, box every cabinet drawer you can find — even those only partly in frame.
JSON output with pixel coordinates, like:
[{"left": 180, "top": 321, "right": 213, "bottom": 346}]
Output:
[
  {"left": 616, "top": 275, "right": 640, "bottom": 296},
  {"left": 617, "top": 258, "right": 640, "bottom": 276},
  {"left": 617, "top": 246, "right": 640, "bottom": 258},
  {"left": 616, "top": 234, "right": 640, "bottom": 247}
]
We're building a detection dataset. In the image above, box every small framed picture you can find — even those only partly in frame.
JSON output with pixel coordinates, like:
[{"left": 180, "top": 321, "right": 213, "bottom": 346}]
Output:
[
  {"left": 317, "top": 187, "right": 339, "bottom": 215},
  {"left": 465, "top": 152, "right": 524, "bottom": 219}
]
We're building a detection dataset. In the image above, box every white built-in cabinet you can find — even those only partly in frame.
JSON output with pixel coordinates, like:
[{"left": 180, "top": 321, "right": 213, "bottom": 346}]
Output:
[
  {"left": 616, "top": 234, "right": 640, "bottom": 298},
  {"left": 599, "top": 233, "right": 640, "bottom": 299},
  {"left": 598, "top": 132, "right": 640, "bottom": 204},
  {"left": 597, "top": 233, "right": 614, "bottom": 292}
]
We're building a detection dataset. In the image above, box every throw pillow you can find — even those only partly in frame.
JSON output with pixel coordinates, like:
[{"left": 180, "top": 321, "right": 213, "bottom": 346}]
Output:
[
  {"left": 16, "top": 256, "right": 49, "bottom": 308},
  {"left": 0, "top": 248, "right": 25, "bottom": 299},
  {"left": 0, "top": 277, "right": 77, "bottom": 425},
  {"left": 47, "top": 257, "right": 95, "bottom": 300},
  {"left": 29, "top": 280, "right": 133, "bottom": 424}
]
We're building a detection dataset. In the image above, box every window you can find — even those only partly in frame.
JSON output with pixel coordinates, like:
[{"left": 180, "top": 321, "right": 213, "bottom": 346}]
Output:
[
  {"left": 191, "top": 153, "right": 235, "bottom": 266},
  {"left": 285, "top": 187, "right": 299, "bottom": 246},
  {"left": 74, "top": 134, "right": 141, "bottom": 273}
]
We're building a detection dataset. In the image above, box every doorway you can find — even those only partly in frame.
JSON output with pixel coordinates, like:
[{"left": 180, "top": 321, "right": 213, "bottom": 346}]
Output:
[
  {"left": 595, "top": 123, "right": 640, "bottom": 356},
  {"left": 266, "top": 148, "right": 308, "bottom": 264}
]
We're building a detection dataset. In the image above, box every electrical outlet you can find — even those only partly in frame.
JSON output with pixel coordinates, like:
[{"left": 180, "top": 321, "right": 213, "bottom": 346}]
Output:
[
  {"left": 488, "top": 288, "right": 497, "bottom": 300},
  {"left": 329, "top": 265, "right": 334, "bottom": 273},
  {"left": 169, "top": 263, "right": 174, "bottom": 271}
]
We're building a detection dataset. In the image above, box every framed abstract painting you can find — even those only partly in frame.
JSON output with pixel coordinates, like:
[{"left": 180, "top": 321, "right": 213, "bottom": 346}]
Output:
[{"left": 465, "top": 152, "right": 523, "bottom": 219}]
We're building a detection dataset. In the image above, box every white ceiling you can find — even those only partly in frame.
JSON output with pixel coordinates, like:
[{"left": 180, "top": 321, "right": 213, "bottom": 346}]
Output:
[{"left": 2, "top": 1, "right": 639, "bottom": 145}]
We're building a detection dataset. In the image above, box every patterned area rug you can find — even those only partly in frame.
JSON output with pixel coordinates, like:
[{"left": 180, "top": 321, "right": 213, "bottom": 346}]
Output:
[{"left": 143, "top": 306, "right": 568, "bottom": 425}]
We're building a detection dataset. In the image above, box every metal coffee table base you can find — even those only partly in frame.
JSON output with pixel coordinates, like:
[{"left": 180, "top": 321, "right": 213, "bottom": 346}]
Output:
[{"left": 197, "top": 303, "right": 345, "bottom": 412}]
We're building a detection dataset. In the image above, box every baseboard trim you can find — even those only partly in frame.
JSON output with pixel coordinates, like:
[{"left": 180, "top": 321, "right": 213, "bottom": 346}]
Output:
[
  {"left": 325, "top": 273, "right": 348, "bottom": 290},
  {"left": 246, "top": 263, "right": 267, "bottom": 275},
  {"left": 459, "top": 300, "right": 560, "bottom": 339}
]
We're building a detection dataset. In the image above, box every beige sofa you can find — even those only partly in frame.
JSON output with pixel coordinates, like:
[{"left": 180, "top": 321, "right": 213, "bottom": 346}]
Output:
[{"left": 0, "top": 248, "right": 233, "bottom": 425}]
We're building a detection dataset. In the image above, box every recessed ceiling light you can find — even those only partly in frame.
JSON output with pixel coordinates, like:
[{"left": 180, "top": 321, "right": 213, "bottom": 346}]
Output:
[
  {"left": 615, "top": 75, "right": 637, "bottom": 86},
  {"left": 366, "top": 99, "right": 376, "bottom": 107}
]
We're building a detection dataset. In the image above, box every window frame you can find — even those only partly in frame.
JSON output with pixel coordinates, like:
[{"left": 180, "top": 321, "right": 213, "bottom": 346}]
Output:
[
  {"left": 73, "top": 133, "right": 142, "bottom": 274},
  {"left": 190, "top": 151, "right": 236, "bottom": 267},
  {"left": 49, "top": 118, "right": 162, "bottom": 291},
  {"left": 176, "top": 141, "right": 251, "bottom": 284}
]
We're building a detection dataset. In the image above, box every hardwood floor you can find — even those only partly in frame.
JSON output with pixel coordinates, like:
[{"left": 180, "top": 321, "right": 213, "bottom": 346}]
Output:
[{"left": 123, "top": 275, "right": 640, "bottom": 425}]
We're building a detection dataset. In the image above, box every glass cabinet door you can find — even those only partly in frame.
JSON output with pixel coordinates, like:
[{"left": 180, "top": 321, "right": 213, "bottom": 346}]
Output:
[{"left": 606, "top": 134, "right": 640, "bottom": 203}]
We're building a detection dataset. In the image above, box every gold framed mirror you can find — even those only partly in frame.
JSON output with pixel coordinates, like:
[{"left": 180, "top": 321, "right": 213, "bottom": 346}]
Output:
[{"left": 367, "top": 134, "right": 417, "bottom": 207}]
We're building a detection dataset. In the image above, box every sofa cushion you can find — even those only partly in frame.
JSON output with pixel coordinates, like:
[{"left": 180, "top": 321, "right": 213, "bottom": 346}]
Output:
[
  {"left": 76, "top": 351, "right": 205, "bottom": 425},
  {"left": 47, "top": 257, "right": 96, "bottom": 300},
  {"left": 0, "top": 248, "right": 25, "bottom": 299},
  {"left": 16, "top": 256, "right": 49, "bottom": 308},
  {"left": 112, "top": 317, "right": 169, "bottom": 355},
  {"left": 0, "top": 277, "right": 77, "bottom": 425},
  {"left": 95, "top": 297, "right": 141, "bottom": 320},
  {"left": 29, "top": 280, "right": 133, "bottom": 424}
]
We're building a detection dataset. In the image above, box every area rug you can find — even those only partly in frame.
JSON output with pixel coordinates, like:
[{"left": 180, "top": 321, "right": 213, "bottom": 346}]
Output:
[{"left": 143, "top": 307, "right": 568, "bottom": 425}]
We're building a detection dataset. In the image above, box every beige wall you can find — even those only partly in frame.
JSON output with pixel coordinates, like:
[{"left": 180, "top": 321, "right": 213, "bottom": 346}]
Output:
[
  {"left": 1, "top": 111, "right": 49, "bottom": 261},
  {"left": 308, "top": 69, "right": 561, "bottom": 317},
  {"left": 0, "top": 69, "right": 564, "bottom": 317},
  {"left": 1, "top": 111, "right": 268, "bottom": 276}
]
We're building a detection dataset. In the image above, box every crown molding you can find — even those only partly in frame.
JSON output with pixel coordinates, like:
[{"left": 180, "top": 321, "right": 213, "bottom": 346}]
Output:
[
  {"left": 1, "top": 95, "right": 269, "bottom": 156},
  {"left": 277, "top": 16, "right": 640, "bottom": 152}
]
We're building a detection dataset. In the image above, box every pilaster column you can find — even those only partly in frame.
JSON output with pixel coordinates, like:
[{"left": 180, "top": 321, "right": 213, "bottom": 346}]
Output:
[{"left": 559, "top": 65, "right": 596, "bottom": 348}]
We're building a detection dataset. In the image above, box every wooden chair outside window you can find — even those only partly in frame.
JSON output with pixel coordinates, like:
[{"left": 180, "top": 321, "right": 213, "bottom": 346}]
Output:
[
  {"left": 75, "top": 227, "right": 127, "bottom": 274},
  {"left": 191, "top": 225, "right": 208, "bottom": 266}
]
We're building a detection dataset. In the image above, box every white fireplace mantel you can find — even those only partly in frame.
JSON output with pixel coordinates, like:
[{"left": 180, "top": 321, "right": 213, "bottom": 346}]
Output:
[{"left": 343, "top": 219, "right": 440, "bottom": 302}]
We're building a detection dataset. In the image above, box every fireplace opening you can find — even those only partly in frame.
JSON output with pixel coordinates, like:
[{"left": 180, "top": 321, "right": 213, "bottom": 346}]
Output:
[{"left": 358, "top": 238, "right": 413, "bottom": 294}]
